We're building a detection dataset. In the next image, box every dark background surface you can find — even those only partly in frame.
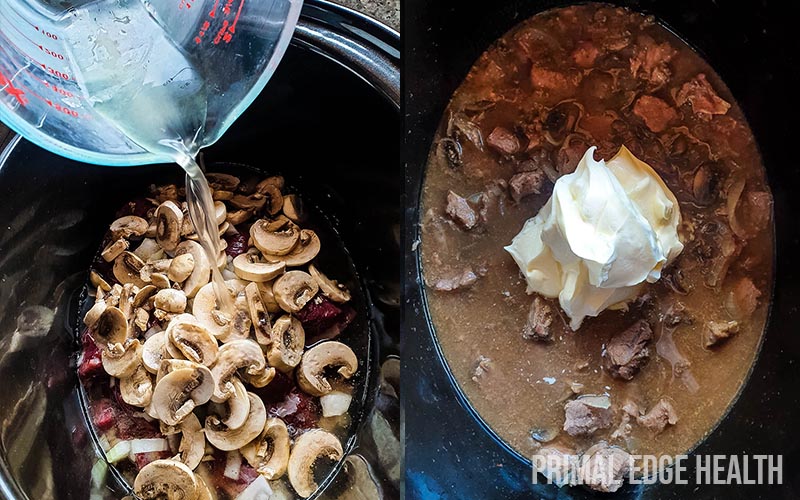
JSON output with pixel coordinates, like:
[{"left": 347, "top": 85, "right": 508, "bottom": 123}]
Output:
[{"left": 403, "top": 1, "right": 800, "bottom": 499}]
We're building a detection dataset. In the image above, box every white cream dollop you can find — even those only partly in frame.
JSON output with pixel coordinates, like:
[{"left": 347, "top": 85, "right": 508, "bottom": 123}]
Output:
[{"left": 505, "top": 146, "right": 683, "bottom": 330}]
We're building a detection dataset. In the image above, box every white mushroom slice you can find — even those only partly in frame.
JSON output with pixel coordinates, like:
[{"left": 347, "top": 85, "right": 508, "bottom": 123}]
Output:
[
  {"left": 151, "top": 273, "right": 171, "bottom": 289},
  {"left": 195, "top": 471, "right": 214, "bottom": 500},
  {"left": 101, "top": 340, "right": 143, "bottom": 378},
  {"left": 133, "top": 238, "right": 162, "bottom": 262},
  {"left": 245, "top": 282, "right": 272, "bottom": 346},
  {"left": 90, "top": 270, "right": 111, "bottom": 292},
  {"left": 205, "top": 392, "right": 266, "bottom": 451},
  {"left": 233, "top": 253, "right": 286, "bottom": 283},
  {"left": 83, "top": 301, "right": 107, "bottom": 329},
  {"left": 230, "top": 193, "right": 268, "bottom": 212},
  {"left": 192, "top": 280, "right": 246, "bottom": 339},
  {"left": 257, "top": 183, "right": 284, "bottom": 215},
  {"left": 220, "top": 293, "right": 253, "bottom": 344},
  {"left": 156, "top": 358, "right": 199, "bottom": 385},
  {"left": 168, "top": 253, "right": 195, "bottom": 283},
  {"left": 167, "top": 318, "right": 219, "bottom": 366},
  {"left": 210, "top": 339, "right": 266, "bottom": 402},
  {"left": 134, "top": 459, "right": 199, "bottom": 500},
  {"left": 272, "top": 271, "right": 319, "bottom": 313},
  {"left": 155, "top": 201, "right": 184, "bottom": 252},
  {"left": 241, "top": 418, "right": 290, "bottom": 480},
  {"left": 227, "top": 209, "right": 254, "bottom": 225},
  {"left": 142, "top": 331, "right": 169, "bottom": 374},
  {"left": 110, "top": 215, "right": 149, "bottom": 240},
  {"left": 118, "top": 283, "right": 138, "bottom": 319},
  {"left": 282, "top": 194, "right": 304, "bottom": 223},
  {"left": 287, "top": 430, "right": 343, "bottom": 498},
  {"left": 297, "top": 341, "right": 358, "bottom": 397},
  {"left": 102, "top": 238, "right": 129, "bottom": 263},
  {"left": 243, "top": 367, "right": 276, "bottom": 388},
  {"left": 90, "top": 306, "right": 129, "bottom": 351},
  {"left": 134, "top": 308, "right": 150, "bottom": 332},
  {"left": 133, "top": 285, "right": 158, "bottom": 308},
  {"left": 140, "top": 259, "right": 172, "bottom": 283},
  {"left": 120, "top": 363, "right": 154, "bottom": 407},
  {"left": 250, "top": 217, "right": 300, "bottom": 256},
  {"left": 214, "top": 201, "right": 227, "bottom": 226},
  {"left": 176, "top": 240, "right": 212, "bottom": 298},
  {"left": 151, "top": 364, "right": 215, "bottom": 426},
  {"left": 264, "top": 230, "right": 321, "bottom": 268},
  {"left": 176, "top": 413, "right": 206, "bottom": 470},
  {"left": 207, "top": 377, "right": 250, "bottom": 430},
  {"left": 308, "top": 264, "right": 351, "bottom": 303},
  {"left": 256, "top": 282, "right": 282, "bottom": 314},
  {"left": 113, "top": 251, "right": 147, "bottom": 288},
  {"left": 267, "top": 316, "right": 305, "bottom": 373},
  {"left": 154, "top": 289, "right": 187, "bottom": 314}
]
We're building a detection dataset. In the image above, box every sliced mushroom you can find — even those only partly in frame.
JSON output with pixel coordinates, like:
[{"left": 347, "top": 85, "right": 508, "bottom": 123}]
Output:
[
  {"left": 267, "top": 316, "right": 305, "bottom": 373},
  {"left": 245, "top": 282, "right": 272, "bottom": 346},
  {"left": 297, "top": 341, "right": 358, "bottom": 397},
  {"left": 213, "top": 190, "right": 234, "bottom": 201},
  {"left": 175, "top": 240, "right": 212, "bottom": 298},
  {"left": 90, "top": 306, "right": 129, "bottom": 351},
  {"left": 120, "top": 363, "right": 154, "bottom": 407},
  {"left": 90, "top": 270, "right": 111, "bottom": 292},
  {"left": 282, "top": 194, "right": 304, "bottom": 223},
  {"left": 256, "top": 176, "right": 285, "bottom": 193},
  {"left": 230, "top": 193, "right": 268, "bottom": 212},
  {"left": 134, "top": 308, "right": 150, "bottom": 332},
  {"left": 241, "top": 418, "right": 290, "bottom": 480},
  {"left": 101, "top": 339, "right": 143, "bottom": 378},
  {"left": 227, "top": 209, "right": 254, "bottom": 225},
  {"left": 256, "top": 282, "right": 282, "bottom": 314},
  {"left": 272, "top": 271, "right": 319, "bottom": 313},
  {"left": 118, "top": 283, "right": 138, "bottom": 319},
  {"left": 194, "top": 471, "right": 214, "bottom": 500},
  {"left": 140, "top": 258, "right": 172, "bottom": 284},
  {"left": 167, "top": 317, "right": 219, "bottom": 366},
  {"left": 243, "top": 367, "right": 276, "bottom": 388},
  {"left": 265, "top": 230, "right": 321, "bottom": 268},
  {"left": 210, "top": 339, "right": 266, "bottom": 402},
  {"left": 102, "top": 238, "right": 129, "bottom": 262},
  {"left": 133, "top": 238, "right": 162, "bottom": 262},
  {"left": 176, "top": 413, "right": 206, "bottom": 470},
  {"left": 287, "top": 429, "right": 343, "bottom": 498},
  {"left": 192, "top": 280, "right": 246, "bottom": 339},
  {"left": 142, "top": 331, "right": 169, "bottom": 374},
  {"left": 250, "top": 217, "right": 300, "bottom": 256},
  {"left": 156, "top": 358, "right": 200, "bottom": 385},
  {"left": 207, "top": 377, "right": 250, "bottom": 430},
  {"left": 110, "top": 215, "right": 149, "bottom": 240},
  {"left": 308, "top": 264, "right": 351, "bottom": 303},
  {"left": 134, "top": 459, "right": 199, "bottom": 500},
  {"left": 83, "top": 300, "right": 107, "bottom": 329},
  {"left": 168, "top": 253, "right": 195, "bottom": 283},
  {"left": 113, "top": 251, "right": 147, "bottom": 287},
  {"left": 151, "top": 364, "right": 215, "bottom": 426},
  {"left": 206, "top": 173, "right": 241, "bottom": 192},
  {"left": 233, "top": 252, "right": 286, "bottom": 282},
  {"left": 205, "top": 392, "right": 266, "bottom": 451},
  {"left": 258, "top": 184, "right": 283, "bottom": 215},
  {"left": 133, "top": 284, "right": 158, "bottom": 308},
  {"left": 155, "top": 201, "right": 184, "bottom": 252},
  {"left": 154, "top": 289, "right": 187, "bottom": 314}
]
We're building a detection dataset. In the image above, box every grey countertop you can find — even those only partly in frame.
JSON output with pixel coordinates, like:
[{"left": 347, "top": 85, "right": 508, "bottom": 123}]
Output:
[{"left": 329, "top": 0, "right": 399, "bottom": 31}]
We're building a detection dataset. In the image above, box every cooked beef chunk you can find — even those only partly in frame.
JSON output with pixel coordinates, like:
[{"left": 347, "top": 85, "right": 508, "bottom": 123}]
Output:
[
  {"left": 629, "top": 36, "right": 676, "bottom": 89},
  {"left": 704, "top": 320, "right": 740, "bottom": 348},
  {"left": 509, "top": 170, "right": 548, "bottom": 202},
  {"left": 530, "top": 66, "right": 571, "bottom": 91},
  {"left": 522, "top": 296, "right": 555, "bottom": 340},
  {"left": 571, "top": 41, "right": 599, "bottom": 68},
  {"left": 445, "top": 190, "right": 478, "bottom": 230},
  {"left": 578, "top": 442, "right": 631, "bottom": 493},
  {"left": 676, "top": 74, "right": 731, "bottom": 116},
  {"left": 726, "top": 277, "right": 761, "bottom": 319},
  {"left": 633, "top": 95, "right": 678, "bottom": 133},
  {"left": 430, "top": 267, "right": 482, "bottom": 292},
  {"left": 602, "top": 320, "right": 652, "bottom": 380},
  {"left": 487, "top": 126, "right": 521, "bottom": 155},
  {"left": 471, "top": 355, "right": 493, "bottom": 384},
  {"left": 740, "top": 191, "right": 772, "bottom": 238},
  {"left": 535, "top": 446, "right": 579, "bottom": 488},
  {"left": 637, "top": 399, "right": 678, "bottom": 433},
  {"left": 563, "top": 395, "right": 613, "bottom": 437},
  {"left": 610, "top": 401, "right": 639, "bottom": 440}
]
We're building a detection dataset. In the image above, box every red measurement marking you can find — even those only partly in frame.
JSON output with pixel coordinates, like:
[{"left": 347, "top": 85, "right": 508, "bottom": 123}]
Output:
[
  {"left": 0, "top": 70, "right": 28, "bottom": 106},
  {"left": 34, "top": 27, "right": 59, "bottom": 40},
  {"left": 196, "top": 0, "right": 243, "bottom": 45},
  {"left": 208, "top": 0, "right": 220, "bottom": 18},
  {"left": 179, "top": 0, "right": 195, "bottom": 10},
  {"left": 40, "top": 64, "right": 70, "bottom": 81}
]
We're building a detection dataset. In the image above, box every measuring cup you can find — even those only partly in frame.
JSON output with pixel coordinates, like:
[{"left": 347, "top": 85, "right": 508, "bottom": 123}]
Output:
[{"left": 0, "top": 0, "right": 302, "bottom": 166}]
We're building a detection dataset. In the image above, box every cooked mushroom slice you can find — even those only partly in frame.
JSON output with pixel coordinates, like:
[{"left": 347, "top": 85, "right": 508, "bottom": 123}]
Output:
[
  {"left": 257, "top": 183, "right": 283, "bottom": 215},
  {"left": 120, "top": 363, "right": 154, "bottom": 407},
  {"left": 134, "top": 459, "right": 199, "bottom": 500},
  {"left": 206, "top": 173, "right": 241, "bottom": 192},
  {"left": 267, "top": 316, "right": 305, "bottom": 373},
  {"left": 297, "top": 341, "right": 358, "bottom": 397},
  {"left": 256, "top": 282, "right": 282, "bottom": 314},
  {"left": 282, "top": 194, "right": 305, "bottom": 223},
  {"left": 241, "top": 418, "right": 290, "bottom": 480},
  {"left": 101, "top": 340, "right": 143, "bottom": 378},
  {"left": 207, "top": 377, "right": 250, "bottom": 430},
  {"left": 205, "top": 392, "right": 266, "bottom": 451},
  {"left": 90, "top": 306, "right": 128, "bottom": 351},
  {"left": 251, "top": 216, "right": 300, "bottom": 256},
  {"left": 245, "top": 282, "right": 272, "bottom": 346},
  {"left": 151, "top": 364, "right": 215, "bottom": 426},
  {"left": 227, "top": 209, "right": 254, "bottom": 225},
  {"left": 167, "top": 318, "right": 219, "bottom": 366},
  {"left": 256, "top": 175, "right": 285, "bottom": 193},
  {"left": 210, "top": 339, "right": 266, "bottom": 402},
  {"left": 168, "top": 253, "right": 195, "bottom": 283},
  {"left": 113, "top": 251, "right": 147, "bottom": 288},
  {"left": 176, "top": 413, "right": 205, "bottom": 470},
  {"left": 175, "top": 240, "right": 212, "bottom": 298},
  {"left": 287, "top": 429, "right": 344, "bottom": 498},
  {"left": 233, "top": 253, "right": 286, "bottom": 282},
  {"left": 154, "top": 289, "right": 188, "bottom": 313},
  {"left": 213, "top": 189, "right": 234, "bottom": 201},
  {"left": 142, "top": 331, "right": 169, "bottom": 374},
  {"left": 308, "top": 264, "right": 351, "bottom": 303},
  {"left": 154, "top": 201, "right": 184, "bottom": 252},
  {"left": 272, "top": 271, "right": 319, "bottom": 313},
  {"left": 133, "top": 284, "right": 158, "bottom": 308},
  {"left": 102, "top": 238, "right": 129, "bottom": 262},
  {"left": 110, "top": 215, "right": 149, "bottom": 240},
  {"left": 230, "top": 193, "right": 268, "bottom": 212},
  {"left": 267, "top": 230, "right": 321, "bottom": 267}
]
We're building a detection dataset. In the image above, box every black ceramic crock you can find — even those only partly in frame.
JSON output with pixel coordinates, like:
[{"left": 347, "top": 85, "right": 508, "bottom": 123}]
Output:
[
  {"left": 0, "top": 1, "right": 399, "bottom": 499},
  {"left": 403, "top": 0, "right": 800, "bottom": 498}
]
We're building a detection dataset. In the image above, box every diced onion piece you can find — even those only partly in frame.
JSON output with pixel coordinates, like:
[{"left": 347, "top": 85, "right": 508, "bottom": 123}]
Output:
[
  {"left": 105, "top": 440, "right": 131, "bottom": 464},
  {"left": 90, "top": 459, "right": 108, "bottom": 488},
  {"left": 320, "top": 391, "right": 352, "bottom": 418},
  {"left": 98, "top": 434, "right": 111, "bottom": 452},
  {"left": 236, "top": 476, "right": 273, "bottom": 500},
  {"left": 224, "top": 450, "right": 242, "bottom": 480},
  {"left": 129, "top": 438, "right": 169, "bottom": 457}
]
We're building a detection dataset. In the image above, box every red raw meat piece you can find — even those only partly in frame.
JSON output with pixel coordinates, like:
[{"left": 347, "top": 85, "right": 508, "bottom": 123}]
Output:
[
  {"left": 295, "top": 294, "right": 356, "bottom": 342},
  {"left": 223, "top": 232, "right": 248, "bottom": 258},
  {"left": 78, "top": 332, "right": 105, "bottom": 381},
  {"left": 134, "top": 450, "right": 173, "bottom": 471},
  {"left": 251, "top": 370, "right": 294, "bottom": 404},
  {"left": 266, "top": 389, "right": 320, "bottom": 437},
  {"left": 208, "top": 452, "right": 260, "bottom": 498}
]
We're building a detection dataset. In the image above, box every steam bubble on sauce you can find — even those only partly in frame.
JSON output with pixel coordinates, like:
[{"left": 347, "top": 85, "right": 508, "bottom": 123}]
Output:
[{"left": 505, "top": 146, "right": 684, "bottom": 330}]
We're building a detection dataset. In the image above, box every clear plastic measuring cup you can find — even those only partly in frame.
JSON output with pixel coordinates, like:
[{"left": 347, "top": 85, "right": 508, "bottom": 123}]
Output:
[{"left": 0, "top": 0, "right": 302, "bottom": 166}]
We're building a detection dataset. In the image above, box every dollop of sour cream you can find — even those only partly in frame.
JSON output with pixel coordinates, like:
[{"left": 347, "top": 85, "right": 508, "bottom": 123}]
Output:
[{"left": 505, "top": 146, "right": 683, "bottom": 330}]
